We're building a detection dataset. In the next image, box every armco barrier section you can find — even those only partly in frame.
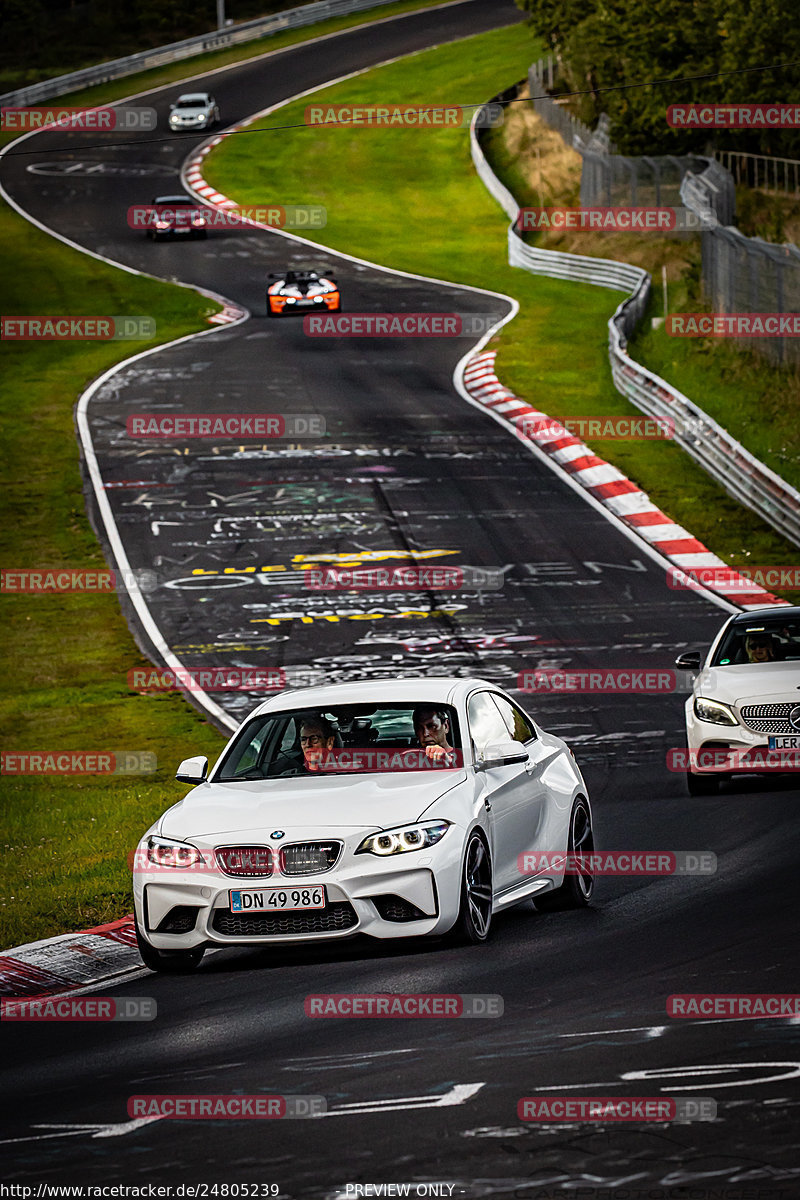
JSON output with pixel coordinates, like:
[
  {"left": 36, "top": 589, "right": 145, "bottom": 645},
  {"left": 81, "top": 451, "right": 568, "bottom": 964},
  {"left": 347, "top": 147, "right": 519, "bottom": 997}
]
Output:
[
  {"left": 471, "top": 83, "right": 800, "bottom": 551},
  {"left": 0, "top": 0, "right": 406, "bottom": 107}
]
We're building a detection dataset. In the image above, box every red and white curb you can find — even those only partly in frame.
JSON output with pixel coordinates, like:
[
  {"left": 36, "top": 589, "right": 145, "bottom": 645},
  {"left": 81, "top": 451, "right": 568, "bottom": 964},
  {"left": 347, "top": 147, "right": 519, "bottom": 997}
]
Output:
[
  {"left": 184, "top": 128, "right": 274, "bottom": 239},
  {"left": 463, "top": 351, "right": 787, "bottom": 610},
  {"left": 185, "top": 135, "right": 239, "bottom": 207},
  {"left": 182, "top": 136, "right": 248, "bottom": 326},
  {"left": 0, "top": 916, "right": 141, "bottom": 999}
]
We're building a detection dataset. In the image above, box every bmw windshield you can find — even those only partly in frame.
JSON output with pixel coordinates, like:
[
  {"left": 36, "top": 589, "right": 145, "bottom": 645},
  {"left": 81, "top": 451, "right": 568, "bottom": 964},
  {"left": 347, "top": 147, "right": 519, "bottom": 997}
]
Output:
[{"left": 215, "top": 703, "right": 463, "bottom": 781}]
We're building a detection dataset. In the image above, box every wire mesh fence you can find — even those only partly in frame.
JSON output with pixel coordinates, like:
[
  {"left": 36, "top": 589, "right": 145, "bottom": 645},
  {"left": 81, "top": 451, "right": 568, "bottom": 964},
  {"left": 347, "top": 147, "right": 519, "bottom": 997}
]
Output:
[{"left": 527, "top": 55, "right": 800, "bottom": 369}]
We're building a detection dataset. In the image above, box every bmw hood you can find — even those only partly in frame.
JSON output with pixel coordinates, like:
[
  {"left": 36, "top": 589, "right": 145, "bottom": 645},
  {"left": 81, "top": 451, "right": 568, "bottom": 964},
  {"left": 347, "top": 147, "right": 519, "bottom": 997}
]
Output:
[
  {"left": 696, "top": 661, "right": 800, "bottom": 706},
  {"left": 159, "top": 770, "right": 467, "bottom": 840}
]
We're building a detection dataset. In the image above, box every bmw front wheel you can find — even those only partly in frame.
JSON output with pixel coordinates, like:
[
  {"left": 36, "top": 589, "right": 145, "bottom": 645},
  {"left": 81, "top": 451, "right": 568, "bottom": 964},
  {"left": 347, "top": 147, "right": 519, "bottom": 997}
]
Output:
[
  {"left": 135, "top": 913, "right": 205, "bottom": 974},
  {"left": 452, "top": 832, "right": 493, "bottom": 944}
]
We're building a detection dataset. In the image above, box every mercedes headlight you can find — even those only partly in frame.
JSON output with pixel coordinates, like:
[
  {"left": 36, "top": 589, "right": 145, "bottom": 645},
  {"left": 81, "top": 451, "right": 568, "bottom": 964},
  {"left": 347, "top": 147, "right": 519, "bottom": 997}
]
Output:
[
  {"left": 694, "top": 697, "right": 738, "bottom": 726},
  {"left": 356, "top": 821, "right": 450, "bottom": 857}
]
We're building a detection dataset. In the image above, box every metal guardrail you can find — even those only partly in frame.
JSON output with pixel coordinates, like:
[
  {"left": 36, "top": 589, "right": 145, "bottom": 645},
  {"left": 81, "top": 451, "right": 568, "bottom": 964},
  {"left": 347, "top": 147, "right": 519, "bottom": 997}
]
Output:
[
  {"left": 470, "top": 78, "right": 800, "bottom": 551},
  {"left": 0, "top": 0, "right": 405, "bottom": 106}
]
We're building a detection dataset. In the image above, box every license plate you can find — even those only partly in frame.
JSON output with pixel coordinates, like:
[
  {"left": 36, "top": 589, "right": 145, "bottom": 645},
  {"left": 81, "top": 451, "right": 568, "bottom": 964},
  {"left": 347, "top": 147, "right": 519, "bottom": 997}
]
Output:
[
  {"left": 230, "top": 886, "right": 325, "bottom": 912},
  {"left": 768, "top": 735, "right": 800, "bottom": 749}
]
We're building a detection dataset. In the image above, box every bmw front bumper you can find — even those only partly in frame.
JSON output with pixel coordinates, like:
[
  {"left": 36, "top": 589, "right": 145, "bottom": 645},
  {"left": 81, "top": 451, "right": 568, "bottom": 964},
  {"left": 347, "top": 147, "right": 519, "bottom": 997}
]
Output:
[{"left": 133, "top": 826, "right": 465, "bottom": 950}]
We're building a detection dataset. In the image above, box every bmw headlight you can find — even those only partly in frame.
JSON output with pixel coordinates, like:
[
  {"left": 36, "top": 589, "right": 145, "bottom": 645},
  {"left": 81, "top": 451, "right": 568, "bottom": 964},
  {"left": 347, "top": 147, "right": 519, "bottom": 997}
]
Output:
[
  {"left": 356, "top": 821, "right": 450, "bottom": 857},
  {"left": 147, "top": 835, "right": 205, "bottom": 869},
  {"left": 694, "top": 697, "right": 738, "bottom": 726}
]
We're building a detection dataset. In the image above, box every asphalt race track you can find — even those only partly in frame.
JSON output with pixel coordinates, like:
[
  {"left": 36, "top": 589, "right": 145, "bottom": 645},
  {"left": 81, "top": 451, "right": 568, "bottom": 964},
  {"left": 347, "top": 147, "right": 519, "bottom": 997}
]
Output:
[{"left": 1, "top": 1, "right": 798, "bottom": 1193}]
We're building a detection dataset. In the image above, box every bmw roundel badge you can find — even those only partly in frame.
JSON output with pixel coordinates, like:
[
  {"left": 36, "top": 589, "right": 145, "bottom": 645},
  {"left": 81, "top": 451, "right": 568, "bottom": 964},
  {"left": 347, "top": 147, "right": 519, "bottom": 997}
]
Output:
[{"left": 270, "top": 830, "right": 286, "bottom": 840}]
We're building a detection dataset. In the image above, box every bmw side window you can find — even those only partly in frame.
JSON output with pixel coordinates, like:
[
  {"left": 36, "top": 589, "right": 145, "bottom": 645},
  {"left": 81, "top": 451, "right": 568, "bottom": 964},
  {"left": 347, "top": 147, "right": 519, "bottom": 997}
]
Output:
[
  {"left": 467, "top": 692, "right": 511, "bottom": 757},
  {"left": 491, "top": 694, "right": 537, "bottom": 743},
  {"left": 222, "top": 720, "right": 269, "bottom": 777},
  {"left": 279, "top": 719, "right": 298, "bottom": 754}
]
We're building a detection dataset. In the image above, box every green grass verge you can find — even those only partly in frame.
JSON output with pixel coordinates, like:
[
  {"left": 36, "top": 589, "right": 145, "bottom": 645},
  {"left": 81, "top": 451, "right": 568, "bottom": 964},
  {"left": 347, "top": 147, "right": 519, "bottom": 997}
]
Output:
[
  {"left": 630, "top": 289, "right": 800, "bottom": 495},
  {"left": 0, "top": 210, "right": 229, "bottom": 950},
  {"left": 205, "top": 22, "right": 800, "bottom": 602}
]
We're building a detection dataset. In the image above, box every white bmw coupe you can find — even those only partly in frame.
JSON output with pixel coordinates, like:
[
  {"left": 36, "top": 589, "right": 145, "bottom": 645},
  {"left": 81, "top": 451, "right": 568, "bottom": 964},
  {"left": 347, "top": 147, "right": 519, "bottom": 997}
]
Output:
[{"left": 133, "top": 677, "right": 594, "bottom": 972}]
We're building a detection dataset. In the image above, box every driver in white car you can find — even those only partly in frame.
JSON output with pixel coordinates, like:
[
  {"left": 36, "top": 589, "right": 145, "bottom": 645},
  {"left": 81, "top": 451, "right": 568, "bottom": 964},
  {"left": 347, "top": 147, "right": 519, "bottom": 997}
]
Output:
[
  {"left": 745, "top": 633, "right": 781, "bottom": 663},
  {"left": 413, "top": 706, "right": 455, "bottom": 766}
]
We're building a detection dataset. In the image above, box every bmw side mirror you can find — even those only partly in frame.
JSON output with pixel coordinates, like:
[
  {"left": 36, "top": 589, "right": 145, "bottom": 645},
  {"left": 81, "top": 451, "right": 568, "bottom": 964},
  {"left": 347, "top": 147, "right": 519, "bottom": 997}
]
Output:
[
  {"left": 476, "top": 740, "right": 528, "bottom": 770},
  {"left": 675, "top": 651, "right": 702, "bottom": 671},
  {"left": 176, "top": 755, "right": 208, "bottom": 784}
]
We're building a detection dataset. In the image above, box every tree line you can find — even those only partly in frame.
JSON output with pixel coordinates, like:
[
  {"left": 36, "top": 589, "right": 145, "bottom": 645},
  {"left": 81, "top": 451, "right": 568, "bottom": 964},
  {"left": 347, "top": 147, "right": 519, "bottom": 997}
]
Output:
[{"left": 516, "top": 0, "right": 800, "bottom": 156}]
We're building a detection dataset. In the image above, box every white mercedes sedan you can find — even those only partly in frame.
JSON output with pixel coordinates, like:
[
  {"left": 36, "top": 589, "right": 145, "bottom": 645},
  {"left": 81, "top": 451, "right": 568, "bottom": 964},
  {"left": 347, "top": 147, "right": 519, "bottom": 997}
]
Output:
[
  {"left": 677, "top": 606, "right": 800, "bottom": 794},
  {"left": 133, "top": 677, "right": 594, "bottom": 972}
]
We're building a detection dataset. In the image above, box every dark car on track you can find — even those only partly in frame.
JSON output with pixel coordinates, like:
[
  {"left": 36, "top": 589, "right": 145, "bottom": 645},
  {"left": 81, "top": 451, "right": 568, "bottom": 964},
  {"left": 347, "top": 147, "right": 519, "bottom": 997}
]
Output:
[{"left": 145, "top": 195, "right": 208, "bottom": 240}]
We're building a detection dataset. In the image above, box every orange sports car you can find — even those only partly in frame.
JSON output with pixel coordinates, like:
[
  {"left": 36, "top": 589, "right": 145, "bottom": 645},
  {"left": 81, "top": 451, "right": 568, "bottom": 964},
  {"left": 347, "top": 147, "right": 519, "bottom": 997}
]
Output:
[{"left": 267, "top": 268, "right": 341, "bottom": 317}]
